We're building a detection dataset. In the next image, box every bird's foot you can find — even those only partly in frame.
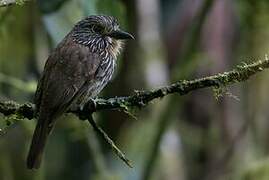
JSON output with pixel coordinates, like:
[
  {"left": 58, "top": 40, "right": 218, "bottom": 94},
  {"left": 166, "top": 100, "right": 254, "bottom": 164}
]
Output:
[{"left": 80, "top": 98, "right": 97, "bottom": 112}]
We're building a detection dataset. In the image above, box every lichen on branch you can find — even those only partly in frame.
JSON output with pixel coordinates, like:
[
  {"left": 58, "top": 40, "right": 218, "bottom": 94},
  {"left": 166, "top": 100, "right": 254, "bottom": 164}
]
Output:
[
  {"left": 0, "top": 57, "right": 269, "bottom": 121},
  {"left": 1, "top": 57, "right": 268, "bottom": 168},
  {"left": 90, "top": 58, "right": 269, "bottom": 112},
  {"left": 0, "top": 0, "right": 28, "bottom": 7}
]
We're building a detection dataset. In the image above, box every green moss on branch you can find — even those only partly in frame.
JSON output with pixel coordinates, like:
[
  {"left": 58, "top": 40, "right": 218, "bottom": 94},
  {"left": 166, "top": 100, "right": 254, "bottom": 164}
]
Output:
[
  {"left": 1, "top": 58, "right": 267, "bottom": 169},
  {"left": 0, "top": 0, "right": 28, "bottom": 7},
  {"left": 0, "top": 58, "right": 268, "bottom": 120},
  {"left": 92, "top": 58, "right": 269, "bottom": 112}
]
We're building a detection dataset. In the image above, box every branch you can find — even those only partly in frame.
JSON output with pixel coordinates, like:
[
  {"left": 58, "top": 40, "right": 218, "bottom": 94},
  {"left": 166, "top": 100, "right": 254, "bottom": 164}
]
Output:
[
  {"left": 82, "top": 58, "right": 269, "bottom": 114},
  {"left": 0, "top": 57, "right": 268, "bottom": 168},
  {"left": 87, "top": 116, "right": 133, "bottom": 168},
  {"left": 1, "top": 58, "right": 269, "bottom": 120},
  {"left": 0, "top": 0, "right": 28, "bottom": 7}
]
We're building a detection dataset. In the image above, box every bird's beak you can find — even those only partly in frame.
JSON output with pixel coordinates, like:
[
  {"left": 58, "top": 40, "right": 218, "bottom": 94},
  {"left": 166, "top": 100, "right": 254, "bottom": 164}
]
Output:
[{"left": 107, "top": 30, "right": 134, "bottom": 40}]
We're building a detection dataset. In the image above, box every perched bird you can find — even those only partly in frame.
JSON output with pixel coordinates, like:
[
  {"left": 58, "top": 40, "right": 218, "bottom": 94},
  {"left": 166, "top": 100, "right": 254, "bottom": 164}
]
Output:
[{"left": 27, "top": 15, "right": 134, "bottom": 169}]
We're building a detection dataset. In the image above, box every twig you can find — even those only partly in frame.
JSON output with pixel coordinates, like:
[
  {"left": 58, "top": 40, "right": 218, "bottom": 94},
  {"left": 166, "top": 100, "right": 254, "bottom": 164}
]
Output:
[
  {"left": 75, "top": 101, "right": 132, "bottom": 168},
  {"left": 87, "top": 115, "right": 133, "bottom": 168}
]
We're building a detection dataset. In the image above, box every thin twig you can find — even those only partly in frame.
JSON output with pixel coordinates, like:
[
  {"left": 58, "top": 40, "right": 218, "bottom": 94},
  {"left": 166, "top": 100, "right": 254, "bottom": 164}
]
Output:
[{"left": 87, "top": 115, "right": 133, "bottom": 168}]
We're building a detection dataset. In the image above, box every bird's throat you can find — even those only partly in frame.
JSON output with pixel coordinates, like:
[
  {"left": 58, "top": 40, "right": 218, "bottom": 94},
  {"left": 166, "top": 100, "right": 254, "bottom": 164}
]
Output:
[{"left": 107, "top": 38, "right": 123, "bottom": 59}]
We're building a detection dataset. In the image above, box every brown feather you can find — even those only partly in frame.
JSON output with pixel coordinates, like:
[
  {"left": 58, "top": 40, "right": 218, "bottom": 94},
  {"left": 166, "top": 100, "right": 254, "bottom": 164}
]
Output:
[
  {"left": 27, "top": 15, "right": 132, "bottom": 169},
  {"left": 27, "top": 35, "right": 102, "bottom": 169}
]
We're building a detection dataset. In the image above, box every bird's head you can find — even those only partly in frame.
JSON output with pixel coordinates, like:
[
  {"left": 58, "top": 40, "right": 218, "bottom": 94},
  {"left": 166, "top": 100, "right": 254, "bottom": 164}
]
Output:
[{"left": 72, "top": 15, "right": 134, "bottom": 57}]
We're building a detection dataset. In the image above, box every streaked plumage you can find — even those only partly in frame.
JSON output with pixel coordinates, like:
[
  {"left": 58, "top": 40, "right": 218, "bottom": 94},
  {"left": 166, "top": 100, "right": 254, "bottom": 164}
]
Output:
[{"left": 27, "top": 15, "right": 134, "bottom": 169}]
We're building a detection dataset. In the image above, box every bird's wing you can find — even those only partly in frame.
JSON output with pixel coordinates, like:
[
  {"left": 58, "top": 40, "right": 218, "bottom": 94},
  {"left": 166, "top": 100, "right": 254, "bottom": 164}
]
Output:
[
  {"left": 28, "top": 37, "right": 102, "bottom": 169},
  {"left": 34, "top": 57, "right": 56, "bottom": 112},
  {"left": 35, "top": 36, "right": 101, "bottom": 121}
]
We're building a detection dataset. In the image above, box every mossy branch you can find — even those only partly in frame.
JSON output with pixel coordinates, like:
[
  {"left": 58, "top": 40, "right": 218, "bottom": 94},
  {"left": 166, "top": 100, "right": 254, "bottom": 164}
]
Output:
[
  {"left": 1, "top": 58, "right": 269, "bottom": 120},
  {"left": 92, "top": 60, "right": 267, "bottom": 112},
  {"left": 0, "top": 57, "right": 268, "bottom": 168},
  {"left": 0, "top": 0, "right": 28, "bottom": 7}
]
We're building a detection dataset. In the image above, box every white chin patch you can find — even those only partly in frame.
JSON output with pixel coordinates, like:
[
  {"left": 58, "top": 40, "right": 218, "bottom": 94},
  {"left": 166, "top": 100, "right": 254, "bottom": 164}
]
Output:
[{"left": 110, "top": 39, "right": 123, "bottom": 59}]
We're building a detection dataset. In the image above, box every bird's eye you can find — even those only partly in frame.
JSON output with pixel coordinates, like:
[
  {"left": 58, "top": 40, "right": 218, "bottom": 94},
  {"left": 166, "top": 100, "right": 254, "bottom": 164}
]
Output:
[{"left": 92, "top": 25, "right": 104, "bottom": 34}]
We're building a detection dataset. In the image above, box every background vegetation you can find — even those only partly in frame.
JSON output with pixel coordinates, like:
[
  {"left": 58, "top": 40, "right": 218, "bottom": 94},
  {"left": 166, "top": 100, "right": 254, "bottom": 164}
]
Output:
[{"left": 1, "top": 0, "right": 269, "bottom": 180}]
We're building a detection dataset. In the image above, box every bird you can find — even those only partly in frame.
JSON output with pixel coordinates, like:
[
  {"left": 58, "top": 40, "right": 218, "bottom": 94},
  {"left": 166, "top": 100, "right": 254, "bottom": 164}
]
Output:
[{"left": 27, "top": 15, "right": 134, "bottom": 169}]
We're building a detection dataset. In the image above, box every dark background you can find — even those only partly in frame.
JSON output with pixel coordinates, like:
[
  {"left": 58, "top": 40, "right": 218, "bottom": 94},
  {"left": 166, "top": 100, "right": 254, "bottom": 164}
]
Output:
[{"left": 0, "top": 0, "right": 269, "bottom": 180}]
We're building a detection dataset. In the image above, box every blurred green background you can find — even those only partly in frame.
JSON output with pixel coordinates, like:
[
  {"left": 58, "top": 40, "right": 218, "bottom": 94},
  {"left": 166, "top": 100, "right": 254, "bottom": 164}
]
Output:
[{"left": 1, "top": 0, "right": 269, "bottom": 180}]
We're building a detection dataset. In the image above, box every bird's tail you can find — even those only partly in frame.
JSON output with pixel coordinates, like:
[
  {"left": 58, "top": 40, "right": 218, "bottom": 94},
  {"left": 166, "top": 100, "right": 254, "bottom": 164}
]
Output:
[{"left": 27, "top": 116, "right": 52, "bottom": 169}]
